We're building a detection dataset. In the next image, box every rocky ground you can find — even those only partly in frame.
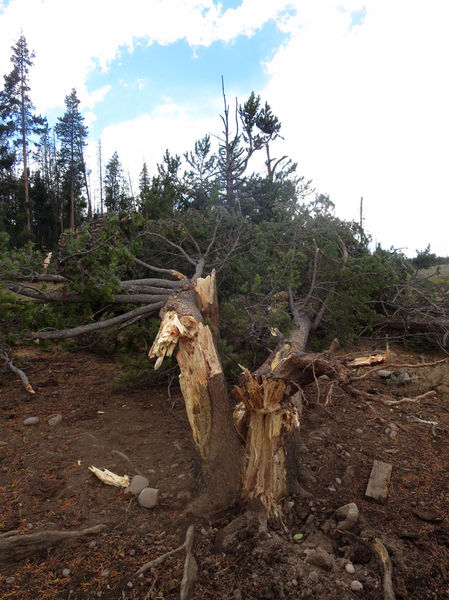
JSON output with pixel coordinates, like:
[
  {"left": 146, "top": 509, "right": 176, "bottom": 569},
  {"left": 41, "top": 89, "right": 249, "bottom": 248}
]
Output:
[{"left": 1, "top": 345, "right": 449, "bottom": 600}]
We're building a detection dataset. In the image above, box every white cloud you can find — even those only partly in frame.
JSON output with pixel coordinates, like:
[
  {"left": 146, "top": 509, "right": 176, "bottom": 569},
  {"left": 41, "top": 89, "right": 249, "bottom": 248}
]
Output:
[
  {"left": 87, "top": 102, "right": 218, "bottom": 209},
  {"left": 0, "top": 0, "right": 289, "bottom": 114},
  {"left": 262, "top": 0, "right": 449, "bottom": 255}
]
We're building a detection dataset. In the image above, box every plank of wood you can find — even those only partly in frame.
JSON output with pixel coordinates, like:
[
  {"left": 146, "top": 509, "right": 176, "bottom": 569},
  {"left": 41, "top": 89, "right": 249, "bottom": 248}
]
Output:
[{"left": 365, "top": 460, "right": 392, "bottom": 502}]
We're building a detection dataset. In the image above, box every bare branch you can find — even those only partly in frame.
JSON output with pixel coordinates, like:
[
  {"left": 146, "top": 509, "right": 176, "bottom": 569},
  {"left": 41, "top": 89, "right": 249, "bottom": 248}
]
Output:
[
  {"left": 32, "top": 302, "right": 164, "bottom": 340},
  {"left": 134, "top": 257, "right": 186, "bottom": 279},
  {"left": 120, "top": 278, "right": 181, "bottom": 289},
  {"left": 1, "top": 351, "right": 35, "bottom": 394},
  {"left": 144, "top": 232, "right": 197, "bottom": 266}
]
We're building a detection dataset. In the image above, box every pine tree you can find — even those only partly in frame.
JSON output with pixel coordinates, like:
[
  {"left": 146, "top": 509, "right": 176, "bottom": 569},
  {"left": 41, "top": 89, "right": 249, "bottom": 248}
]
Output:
[
  {"left": 104, "top": 151, "right": 130, "bottom": 214},
  {"left": 0, "top": 34, "right": 45, "bottom": 241},
  {"left": 138, "top": 162, "right": 151, "bottom": 220},
  {"left": 55, "top": 89, "right": 88, "bottom": 229}
]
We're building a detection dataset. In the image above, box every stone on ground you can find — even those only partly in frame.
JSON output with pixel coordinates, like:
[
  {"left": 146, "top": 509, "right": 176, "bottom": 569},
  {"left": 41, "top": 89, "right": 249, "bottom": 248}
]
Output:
[{"left": 138, "top": 487, "right": 159, "bottom": 508}]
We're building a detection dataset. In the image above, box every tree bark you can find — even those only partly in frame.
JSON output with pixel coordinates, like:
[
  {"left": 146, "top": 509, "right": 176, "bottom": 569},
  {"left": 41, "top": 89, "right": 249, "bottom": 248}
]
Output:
[{"left": 149, "top": 273, "right": 241, "bottom": 515}]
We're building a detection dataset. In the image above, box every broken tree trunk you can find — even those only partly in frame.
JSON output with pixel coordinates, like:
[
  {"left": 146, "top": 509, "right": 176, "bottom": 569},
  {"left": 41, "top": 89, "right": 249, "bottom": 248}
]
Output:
[
  {"left": 232, "top": 318, "right": 341, "bottom": 517},
  {"left": 149, "top": 271, "right": 341, "bottom": 518},
  {"left": 149, "top": 271, "right": 241, "bottom": 515}
]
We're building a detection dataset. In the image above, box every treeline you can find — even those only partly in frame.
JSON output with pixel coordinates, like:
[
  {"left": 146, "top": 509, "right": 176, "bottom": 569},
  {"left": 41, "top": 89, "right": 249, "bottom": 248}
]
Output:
[{"left": 0, "top": 35, "right": 312, "bottom": 252}]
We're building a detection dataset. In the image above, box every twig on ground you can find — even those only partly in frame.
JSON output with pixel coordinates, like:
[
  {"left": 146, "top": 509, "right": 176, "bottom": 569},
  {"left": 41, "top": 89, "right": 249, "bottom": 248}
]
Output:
[
  {"left": 135, "top": 525, "right": 195, "bottom": 578},
  {"left": 1, "top": 350, "right": 35, "bottom": 394},
  {"left": 407, "top": 415, "right": 439, "bottom": 436}
]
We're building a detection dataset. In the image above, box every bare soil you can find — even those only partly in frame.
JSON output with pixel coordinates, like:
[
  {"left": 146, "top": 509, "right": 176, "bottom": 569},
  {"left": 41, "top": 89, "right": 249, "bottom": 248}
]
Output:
[{"left": 1, "top": 345, "right": 449, "bottom": 600}]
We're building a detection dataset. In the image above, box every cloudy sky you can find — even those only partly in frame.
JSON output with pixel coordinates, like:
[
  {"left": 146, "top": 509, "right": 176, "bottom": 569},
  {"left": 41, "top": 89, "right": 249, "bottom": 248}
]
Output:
[{"left": 1, "top": 0, "right": 448, "bottom": 257}]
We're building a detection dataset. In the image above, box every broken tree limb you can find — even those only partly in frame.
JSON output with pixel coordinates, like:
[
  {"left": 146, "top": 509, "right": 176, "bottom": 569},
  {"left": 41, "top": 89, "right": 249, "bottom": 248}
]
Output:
[
  {"left": 373, "top": 538, "right": 396, "bottom": 600},
  {"left": 0, "top": 524, "right": 106, "bottom": 562},
  {"left": 1, "top": 351, "right": 35, "bottom": 394},
  {"left": 32, "top": 302, "right": 164, "bottom": 340}
]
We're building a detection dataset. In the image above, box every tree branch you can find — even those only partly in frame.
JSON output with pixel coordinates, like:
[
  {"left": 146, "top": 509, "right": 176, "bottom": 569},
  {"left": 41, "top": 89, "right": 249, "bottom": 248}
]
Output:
[{"left": 32, "top": 302, "right": 164, "bottom": 340}]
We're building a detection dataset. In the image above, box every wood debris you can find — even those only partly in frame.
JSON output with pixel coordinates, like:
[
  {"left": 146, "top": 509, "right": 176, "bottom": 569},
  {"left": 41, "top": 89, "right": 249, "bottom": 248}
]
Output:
[
  {"left": 365, "top": 460, "right": 393, "bottom": 503},
  {"left": 347, "top": 346, "right": 390, "bottom": 368},
  {"left": 88, "top": 466, "right": 130, "bottom": 488}
]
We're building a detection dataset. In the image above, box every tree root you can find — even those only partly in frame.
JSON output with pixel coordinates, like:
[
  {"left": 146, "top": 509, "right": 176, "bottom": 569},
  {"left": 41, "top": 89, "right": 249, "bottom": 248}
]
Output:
[
  {"left": 373, "top": 538, "right": 396, "bottom": 600},
  {"left": 0, "top": 524, "right": 106, "bottom": 562},
  {"left": 1, "top": 350, "right": 35, "bottom": 394},
  {"left": 134, "top": 525, "right": 197, "bottom": 599},
  {"left": 346, "top": 385, "right": 436, "bottom": 407}
]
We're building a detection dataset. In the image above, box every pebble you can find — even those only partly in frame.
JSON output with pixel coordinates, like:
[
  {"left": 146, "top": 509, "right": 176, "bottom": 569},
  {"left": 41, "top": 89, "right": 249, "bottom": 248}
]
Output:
[
  {"left": 378, "top": 370, "right": 393, "bottom": 379},
  {"left": 335, "top": 477, "right": 342, "bottom": 485},
  {"left": 125, "top": 475, "right": 150, "bottom": 496},
  {"left": 6, "top": 576, "right": 15, "bottom": 584},
  {"left": 305, "top": 547, "right": 333, "bottom": 571},
  {"left": 126, "top": 581, "right": 133, "bottom": 589},
  {"left": 350, "top": 580, "right": 364, "bottom": 592},
  {"left": 101, "top": 569, "right": 109, "bottom": 577},
  {"left": 355, "top": 428, "right": 363, "bottom": 435},
  {"left": 47, "top": 414, "right": 63, "bottom": 426},
  {"left": 138, "top": 487, "right": 159, "bottom": 508},
  {"left": 62, "top": 568, "right": 71, "bottom": 577},
  {"left": 88, "top": 541, "right": 97, "bottom": 549},
  {"left": 345, "top": 562, "right": 356, "bottom": 574},
  {"left": 23, "top": 416, "right": 39, "bottom": 426}
]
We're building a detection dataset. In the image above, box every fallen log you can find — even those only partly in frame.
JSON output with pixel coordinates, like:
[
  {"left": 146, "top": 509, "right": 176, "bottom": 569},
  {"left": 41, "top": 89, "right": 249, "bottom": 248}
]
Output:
[{"left": 0, "top": 524, "right": 106, "bottom": 562}]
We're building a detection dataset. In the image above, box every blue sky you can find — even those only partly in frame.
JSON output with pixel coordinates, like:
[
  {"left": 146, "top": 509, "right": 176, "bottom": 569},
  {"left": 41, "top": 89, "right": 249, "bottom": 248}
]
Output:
[{"left": 1, "top": 0, "right": 449, "bottom": 257}]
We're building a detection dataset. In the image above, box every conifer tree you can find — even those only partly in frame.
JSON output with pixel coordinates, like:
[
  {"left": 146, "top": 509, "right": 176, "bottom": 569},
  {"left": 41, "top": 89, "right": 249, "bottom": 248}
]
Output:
[
  {"left": 104, "top": 151, "right": 130, "bottom": 214},
  {"left": 55, "top": 89, "right": 88, "bottom": 229},
  {"left": 0, "top": 34, "right": 44, "bottom": 241}
]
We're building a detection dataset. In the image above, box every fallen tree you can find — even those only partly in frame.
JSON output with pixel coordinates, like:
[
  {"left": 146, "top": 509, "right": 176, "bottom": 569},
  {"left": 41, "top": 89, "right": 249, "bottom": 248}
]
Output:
[{"left": 1, "top": 206, "right": 446, "bottom": 521}]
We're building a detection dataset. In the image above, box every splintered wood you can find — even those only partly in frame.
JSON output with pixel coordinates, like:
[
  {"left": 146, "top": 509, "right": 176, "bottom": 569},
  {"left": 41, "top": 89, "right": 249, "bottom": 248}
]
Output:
[
  {"left": 148, "top": 311, "right": 195, "bottom": 370},
  {"left": 347, "top": 346, "right": 390, "bottom": 368},
  {"left": 148, "top": 273, "right": 224, "bottom": 462},
  {"left": 177, "top": 322, "right": 221, "bottom": 461},
  {"left": 233, "top": 367, "right": 300, "bottom": 516}
]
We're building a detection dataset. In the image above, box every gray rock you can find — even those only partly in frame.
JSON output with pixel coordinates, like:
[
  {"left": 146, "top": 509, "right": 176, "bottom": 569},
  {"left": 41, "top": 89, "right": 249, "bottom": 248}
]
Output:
[
  {"left": 23, "top": 416, "right": 39, "bottom": 426},
  {"left": 355, "top": 428, "right": 363, "bottom": 435},
  {"left": 125, "top": 475, "right": 149, "bottom": 496},
  {"left": 6, "top": 576, "right": 15, "bottom": 584},
  {"left": 62, "top": 568, "right": 71, "bottom": 577},
  {"left": 350, "top": 580, "right": 364, "bottom": 591},
  {"left": 377, "top": 370, "right": 393, "bottom": 379},
  {"left": 335, "top": 502, "right": 359, "bottom": 531},
  {"left": 138, "top": 487, "right": 159, "bottom": 508},
  {"left": 47, "top": 414, "right": 63, "bottom": 427},
  {"left": 345, "top": 562, "right": 356, "bottom": 574},
  {"left": 398, "top": 369, "right": 411, "bottom": 383},
  {"left": 304, "top": 547, "right": 333, "bottom": 571}
]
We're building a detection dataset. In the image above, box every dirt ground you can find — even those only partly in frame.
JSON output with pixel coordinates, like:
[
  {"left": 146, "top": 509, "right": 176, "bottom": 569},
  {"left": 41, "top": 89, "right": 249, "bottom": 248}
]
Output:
[{"left": 1, "top": 345, "right": 449, "bottom": 600}]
